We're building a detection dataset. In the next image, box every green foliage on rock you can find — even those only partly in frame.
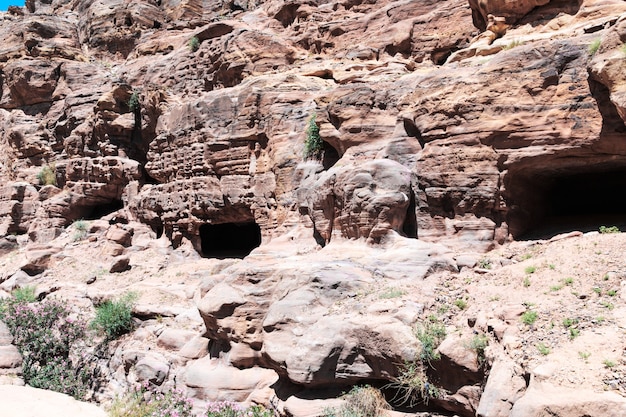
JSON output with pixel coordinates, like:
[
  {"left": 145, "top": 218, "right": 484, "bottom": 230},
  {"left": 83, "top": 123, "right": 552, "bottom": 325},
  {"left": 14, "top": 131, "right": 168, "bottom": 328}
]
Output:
[
  {"left": 303, "top": 113, "right": 323, "bottom": 159},
  {"left": 0, "top": 291, "right": 91, "bottom": 399},
  {"left": 189, "top": 36, "right": 200, "bottom": 52},
  {"left": 128, "top": 91, "right": 140, "bottom": 112},
  {"left": 91, "top": 292, "right": 137, "bottom": 340},
  {"left": 322, "top": 385, "right": 389, "bottom": 417},
  {"left": 36, "top": 165, "right": 56, "bottom": 186}
]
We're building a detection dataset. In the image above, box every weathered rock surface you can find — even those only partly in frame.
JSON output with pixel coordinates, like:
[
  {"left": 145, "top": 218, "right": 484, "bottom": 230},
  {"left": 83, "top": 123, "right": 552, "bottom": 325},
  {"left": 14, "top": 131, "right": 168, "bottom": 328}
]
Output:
[
  {"left": 0, "top": 385, "right": 106, "bottom": 417},
  {"left": 2, "top": 0, "right": 626, "bottom": 416}
]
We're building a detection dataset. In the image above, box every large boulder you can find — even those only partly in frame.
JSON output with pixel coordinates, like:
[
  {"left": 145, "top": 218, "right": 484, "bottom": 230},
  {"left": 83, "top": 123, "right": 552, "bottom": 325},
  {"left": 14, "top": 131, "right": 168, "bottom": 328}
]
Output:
[{"left": 0, "top": 385, "right": 106, "bottom": 417}]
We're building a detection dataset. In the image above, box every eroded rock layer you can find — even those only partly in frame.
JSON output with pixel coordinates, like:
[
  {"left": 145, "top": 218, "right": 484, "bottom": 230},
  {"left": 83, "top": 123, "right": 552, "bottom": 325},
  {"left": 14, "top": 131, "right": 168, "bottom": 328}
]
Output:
[{"left": 2, "top": 0, "right": 626, "bottom": 416}]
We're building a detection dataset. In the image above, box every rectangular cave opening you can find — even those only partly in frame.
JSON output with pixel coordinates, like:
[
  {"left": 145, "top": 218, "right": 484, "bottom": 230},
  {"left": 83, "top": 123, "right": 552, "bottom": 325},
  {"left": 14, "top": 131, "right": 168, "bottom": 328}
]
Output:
[
  {"left": 507, "top": 167, "right": 626, "bottom": 240},
  {"left": 199, "top": 222, "right": 262, "bottom": 259},
  {"left": 79, "top": 199, "right": 125, "bottom": 221}
]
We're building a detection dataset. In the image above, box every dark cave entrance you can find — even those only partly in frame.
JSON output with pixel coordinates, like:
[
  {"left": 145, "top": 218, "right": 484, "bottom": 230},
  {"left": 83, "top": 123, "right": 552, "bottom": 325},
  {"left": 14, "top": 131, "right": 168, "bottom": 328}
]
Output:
[
  {"left": 506, "top": 165, "right": 626, "bottom": 240},
  {"left": 199, "top": 222, "right": 262, "bottom": 258},
  {"left": 402, "top": 188, "right": 418, "bottom": 238},
  {"left": 322, "top": 141, "right": 340, "bottom": 170},
  {"left": 81, "top": 199, "right": 124, "bottom": 220}
]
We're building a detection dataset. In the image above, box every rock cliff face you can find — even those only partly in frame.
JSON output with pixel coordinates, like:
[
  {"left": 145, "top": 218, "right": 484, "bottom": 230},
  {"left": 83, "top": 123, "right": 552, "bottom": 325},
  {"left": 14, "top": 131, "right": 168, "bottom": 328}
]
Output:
[{"left": 2, "top": 0, "right": 626, "bottom": 416}]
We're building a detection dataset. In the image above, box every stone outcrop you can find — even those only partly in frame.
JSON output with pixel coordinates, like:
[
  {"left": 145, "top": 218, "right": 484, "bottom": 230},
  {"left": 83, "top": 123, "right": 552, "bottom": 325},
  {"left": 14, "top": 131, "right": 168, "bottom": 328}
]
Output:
[
  {"left": 0, "top": 385, "right": 106, "bottom": 417},
  {"left": 2, "top": 0, "right": 626, "bottom": 416}
]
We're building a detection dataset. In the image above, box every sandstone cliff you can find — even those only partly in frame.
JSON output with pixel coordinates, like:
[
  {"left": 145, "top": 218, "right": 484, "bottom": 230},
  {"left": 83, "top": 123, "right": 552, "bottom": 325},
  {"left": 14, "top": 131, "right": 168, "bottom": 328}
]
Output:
[{"left": 1, "top": 0, "right": 626, "bottom": 416}]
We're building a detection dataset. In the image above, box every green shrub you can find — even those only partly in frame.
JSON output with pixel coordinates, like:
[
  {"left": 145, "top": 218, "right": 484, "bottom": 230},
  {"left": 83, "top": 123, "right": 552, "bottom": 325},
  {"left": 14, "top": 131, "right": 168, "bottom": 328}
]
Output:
[
  {"left": 524, "top": 266, "right": 536, "bottom": 274},
  {"left": 415, "top": 317, "right": 446, "bottom": 363},
  {"left": 536, "top": 343, "right": 550, "bottom": 355},
  {"left": 588, "top": 38, "right": 601, "bottom": 55},
  {"left": 189, "top": 36, "right": 200, "bottom": 52},
  {"left": 0, "top": 295, "right": 90, "bottom": 399},
  {"left": 521, "top": 310, "right": 538, "bottom": 326},
  {"left": 12, "top": 286, "right": 37, "bottom": 303},
  {"left": 467, "top": 334, "right": 489, "bottom": 365},
  {"left": 322, "top": 386, "right": 389, "bottom": 417},
  {"left": 91, "top": 292, "right": 137, "bottom": 340},
  {"left": 72, "top": 220, "right": 89, "bottom": 241},
  {"left": 454, "top": 299, "right": 468, "bottom": 310},
  {"left": 386, "top": 361, "right": 440, "bottom": 407},
  {"left": 303, "top": 113, "right": 323, "bottom": 159},
  {"left": 36, "top": 165, "right": 56, "bottom": 186},
  {"left": 477, "top": 258, "right": 492, "bottom": 269},
  {"left": 599, "top": 225, "right": 620, "bottom": 234},
  {"left": 379, "top": 288, "right": 406, "bottom": 299},
  {"left": 109, "top": 388, "right": 194, "bottom": 417},
  {"left": 128, "top": 91, "right": 140, "bottom": 112},
  {"left": 603, "top": 359, "right": 616, "bottom": 369}
]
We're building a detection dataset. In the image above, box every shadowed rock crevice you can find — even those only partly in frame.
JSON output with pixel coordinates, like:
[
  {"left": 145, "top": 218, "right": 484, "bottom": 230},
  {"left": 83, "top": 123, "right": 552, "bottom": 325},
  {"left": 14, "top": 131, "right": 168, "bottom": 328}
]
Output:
[
  {"left": 79, "top": 199, "right": 124, "bottom": 221},
  {"left": 199, "top": 222, "right": 261, "bottom": 258},
  {"left": 505, "top": 162, "right": 626, "bottom": 239},
  {"left": 588, "top": 77, "right": 626, "bottom": 135}
]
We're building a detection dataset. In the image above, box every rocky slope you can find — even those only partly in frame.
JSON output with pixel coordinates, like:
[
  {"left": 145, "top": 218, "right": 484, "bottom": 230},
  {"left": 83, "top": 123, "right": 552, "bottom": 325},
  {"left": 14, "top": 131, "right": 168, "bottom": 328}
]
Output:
[{"left": 1, "top": 0, "right": 626, "bottom": 416}]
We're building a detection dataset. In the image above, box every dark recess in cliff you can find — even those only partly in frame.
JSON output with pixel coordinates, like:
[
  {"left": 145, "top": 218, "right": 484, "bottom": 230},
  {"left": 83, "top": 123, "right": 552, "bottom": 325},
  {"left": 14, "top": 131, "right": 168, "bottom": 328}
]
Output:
[
  {"left": 199, "top": 222, "right": 262, "bottom": 258},
  {"left": 506, "top": 165, "right": 626, "bottom": 239}
]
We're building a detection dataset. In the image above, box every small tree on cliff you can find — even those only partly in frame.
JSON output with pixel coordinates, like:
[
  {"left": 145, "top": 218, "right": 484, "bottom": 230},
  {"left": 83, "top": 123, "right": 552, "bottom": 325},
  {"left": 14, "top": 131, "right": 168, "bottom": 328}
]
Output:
[{"left": 303, "top": 113, "right": 323, "bottom": 160}]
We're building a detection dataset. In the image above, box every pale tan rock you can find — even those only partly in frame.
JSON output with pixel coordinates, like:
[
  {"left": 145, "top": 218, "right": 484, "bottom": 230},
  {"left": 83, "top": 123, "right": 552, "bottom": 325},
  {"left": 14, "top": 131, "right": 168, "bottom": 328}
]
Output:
[
  {"left": 0, "top": 345, "right": 22, "bottom": 369},
  {"left": 109, "top": 255, "right": 130, "bottom": 273},
  {"left": 184, "top": 357, "right": 278, "bottom": 403},
  {"left": 156, "top": 328, "right": 198, "bottom": 351},
  {"left": 134, "top": 351, "right": 170, "bottom": 385},
  {"left": 510, "top": 381, "right": 626, "bottom": 417},
  {"left": 179, "top": 336, "right": 209, "bottom": 359},
  {"left": 476, "top": 356, "right": 526, "bottom": 417},
  {"left": 105, "top": 225, "right": 133, "bottom": 247},
  {"left": 0, "top": 385, "right": 106, "bottom": 417}
]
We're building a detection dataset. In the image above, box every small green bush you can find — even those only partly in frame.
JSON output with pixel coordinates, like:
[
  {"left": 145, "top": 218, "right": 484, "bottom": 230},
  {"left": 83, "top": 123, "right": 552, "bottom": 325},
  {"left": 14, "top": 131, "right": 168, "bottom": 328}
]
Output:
[
  {"left": 91, "top": 292, "right": 137, "bottom": 340},
  {"left": 524, "top": 266, "right": 536, "bottom": 274},
  {"left": 521, "top": 310, "right": 538, "bottom": 326},
  {"left": 379, "top": 288, "right": 406, "bottom": 299},
  {"left": 12, "top": 286, "right": 37, "bottom": 303},
  {"left": 37, "top": 165, "right": 57, "bottom": 186},
  {"left": 386, "top": 361, "right": 440, "bottom": 407},
  {"left": 109, "top": 388, "right": 194, "bottom": 417},
  {"left": 415, "top": 317, "right": 446, "bottom": 363},
  {"left": 189, "top": 36, "right": 200, "bottom": 52},
  {"left": 599, "top": 225, "right": 620, "bottom": 234},
  {"left": 322, "top": 386, "right": 389, "bottom": 417},
  {"left": 128, "top": 91, "right": 140, "bottom": 112},
  {"left": 454, "top": 299, "right": 467, "bottom": 310},
  {"left": 467, "top": 334, "right": 489, "bottom": 365},
  {"left": 588, "top": 38, "right": 601, "bottom": 55},
  {"left": 603, "top": 359, "right": 616, "bottom": 369},
  {"left": 477, "top": 258, "right": 492, "bottom": 269},
  {"left": 303, "top": 113, "right": 323, "bottom": 159},
  {"left": 536, "top": 343, "right": 550, "bottom": 355},
  {"left": 72, "top": 219, "right": 89, "bottom": 241}
]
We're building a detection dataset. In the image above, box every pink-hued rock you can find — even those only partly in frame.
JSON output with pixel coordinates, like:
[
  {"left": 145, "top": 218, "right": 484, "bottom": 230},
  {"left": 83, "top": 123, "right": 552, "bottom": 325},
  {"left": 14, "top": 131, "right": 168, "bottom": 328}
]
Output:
[
  {"left": 510, "top": 381, "right": 626, "bottom": 417},
  {"left": 468, "top": 0, "right": 551, "bottom": 30},
  {"left": 0, "top": 385, "right": 106, "bottom": 417},
  {"left": 184, "top": 357, "right": 278, "bottom": 403}
]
